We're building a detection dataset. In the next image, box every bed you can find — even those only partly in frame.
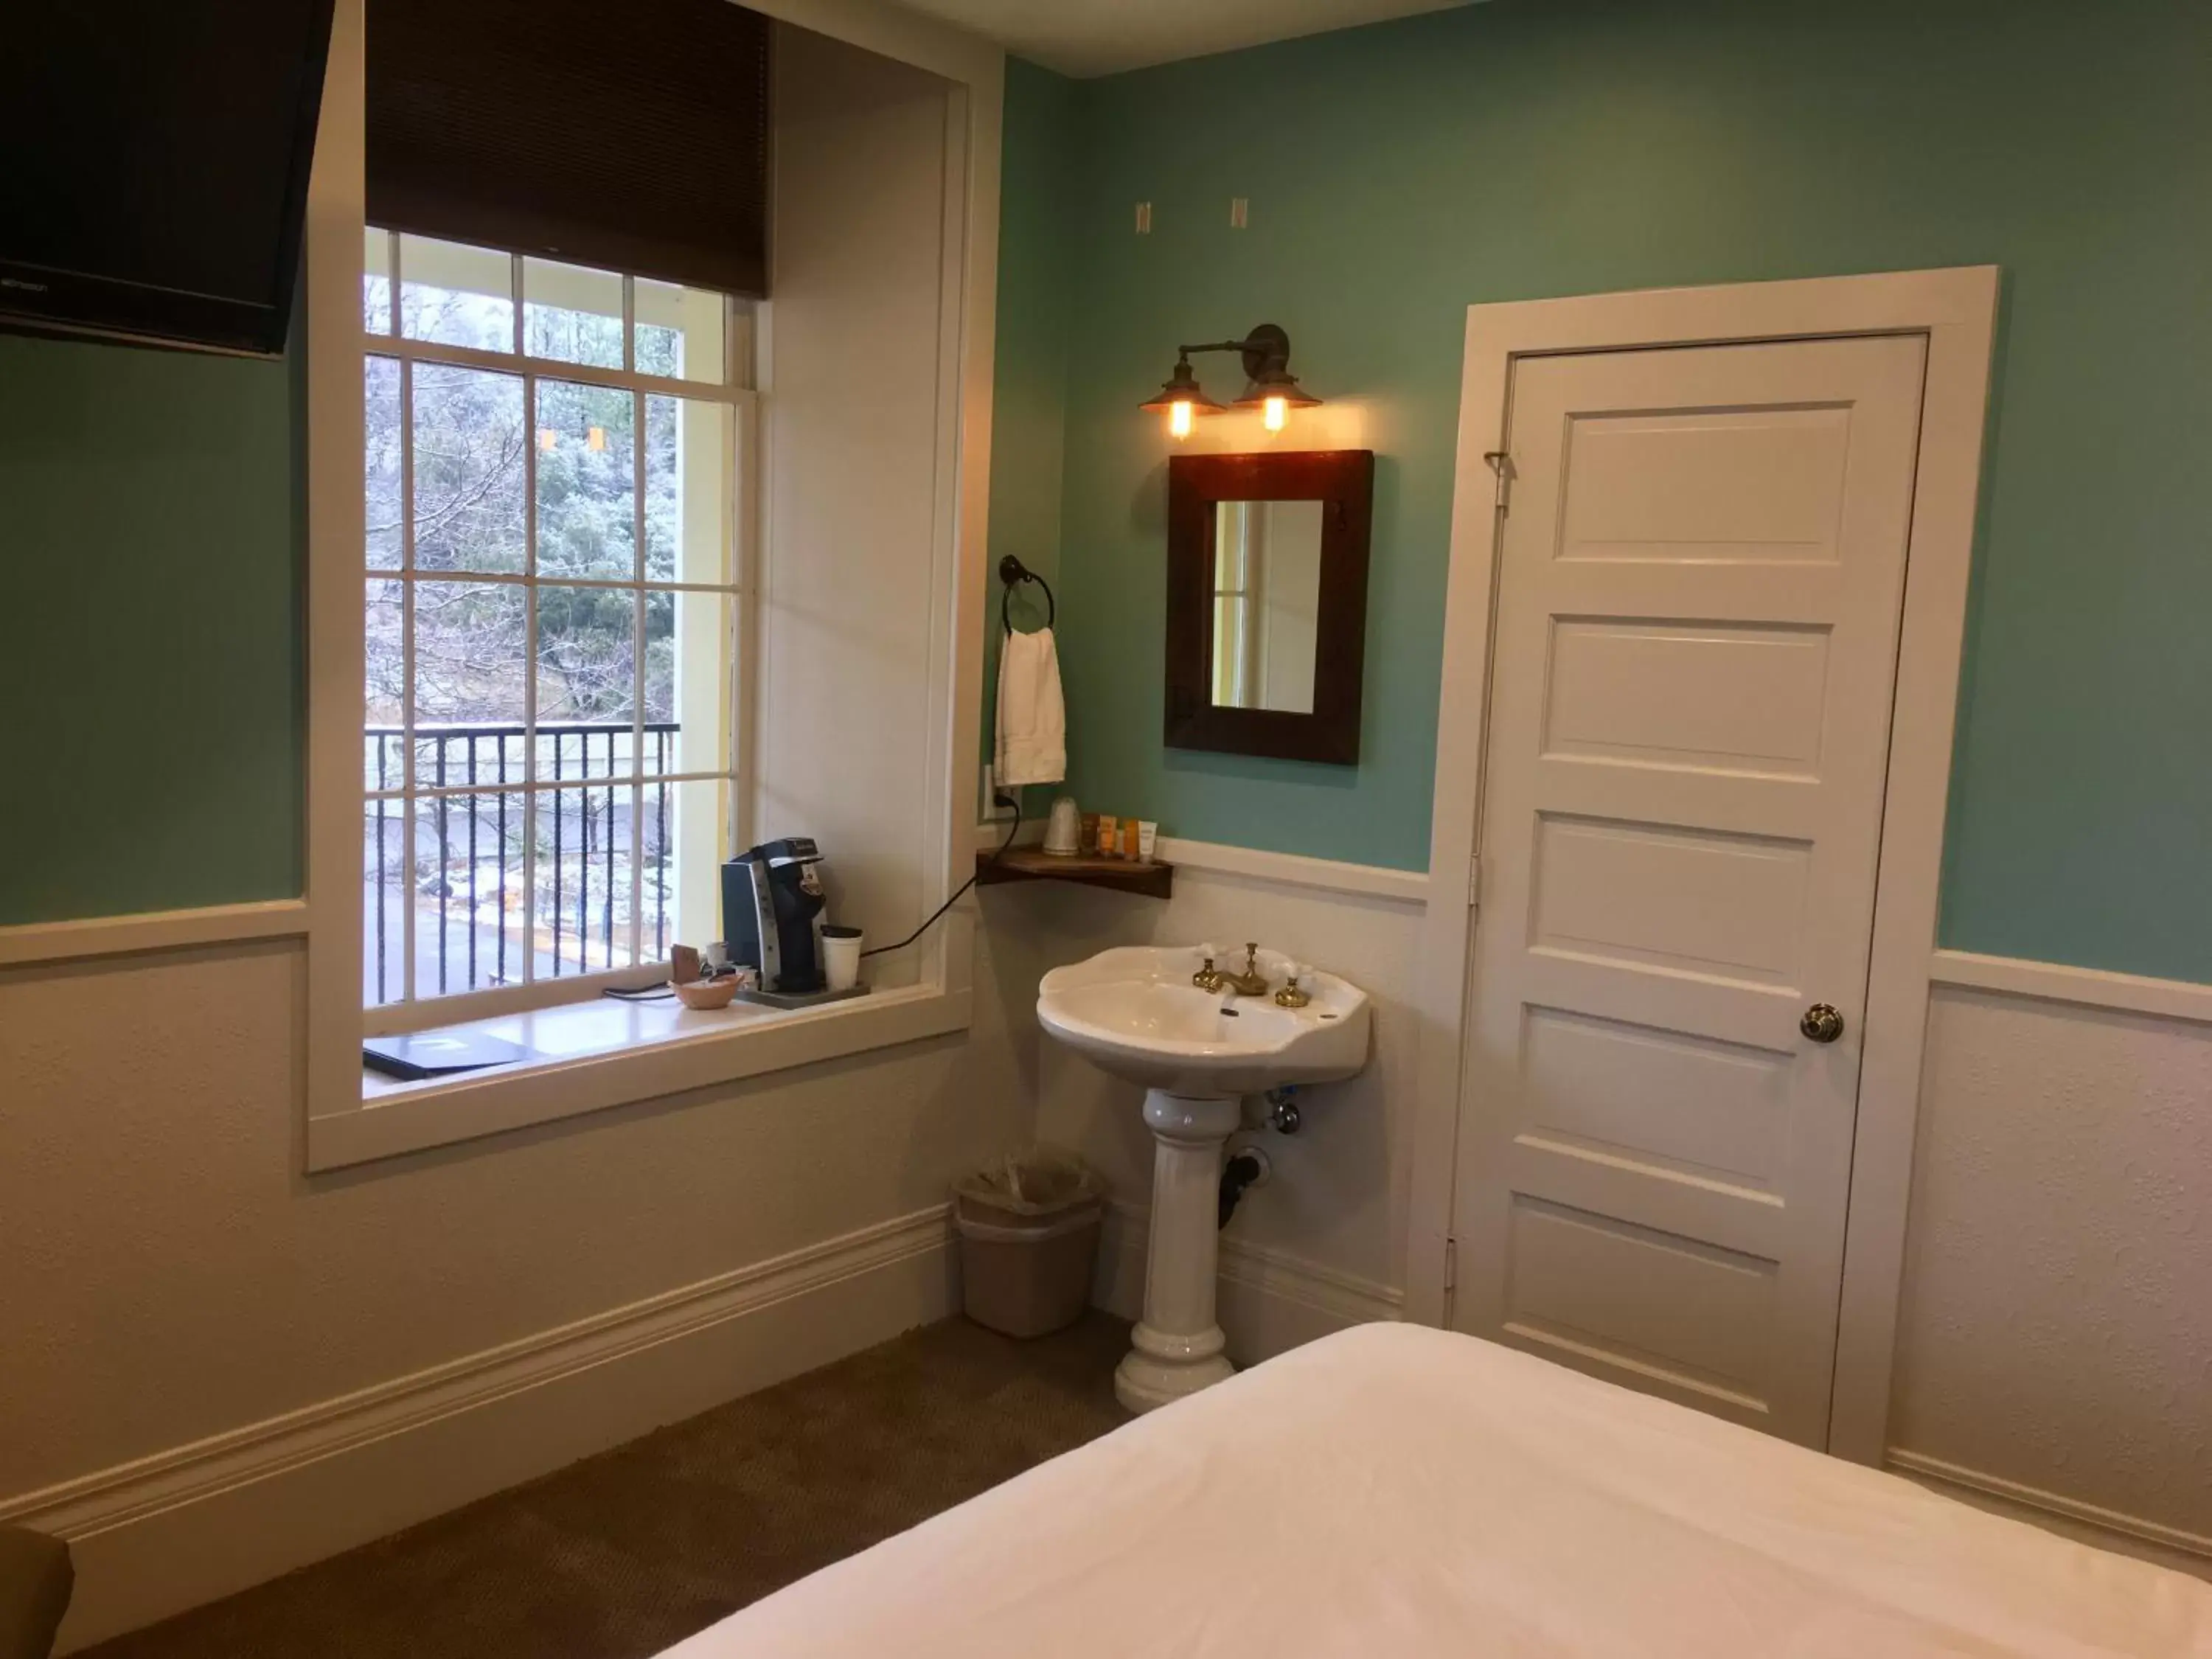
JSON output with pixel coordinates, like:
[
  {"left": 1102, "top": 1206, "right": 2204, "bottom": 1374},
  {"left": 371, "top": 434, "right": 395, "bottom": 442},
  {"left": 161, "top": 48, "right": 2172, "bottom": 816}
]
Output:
[{"left": 661, "top": 1323, "right": 2212, "bottom": 1657}]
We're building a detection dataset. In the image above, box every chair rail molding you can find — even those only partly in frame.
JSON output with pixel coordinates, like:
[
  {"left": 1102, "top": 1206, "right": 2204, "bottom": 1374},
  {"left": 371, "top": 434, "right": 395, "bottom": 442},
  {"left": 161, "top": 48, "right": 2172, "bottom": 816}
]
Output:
[
  {"left": 1929, "top": 948, "right": 2212, "bottom": 1024},
  {"left": 0, "top": 900, "right": 310, "bottom": 970},
  {"left": 1155, "top": 836, "right": 1430, "bottom": 905}
]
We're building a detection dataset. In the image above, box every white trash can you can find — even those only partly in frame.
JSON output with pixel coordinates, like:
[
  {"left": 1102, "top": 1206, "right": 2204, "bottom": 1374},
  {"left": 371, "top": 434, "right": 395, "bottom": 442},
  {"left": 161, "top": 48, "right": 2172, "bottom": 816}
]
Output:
[{"left": 953, "top": 1151, "right": 1105, "bottom": 1339}]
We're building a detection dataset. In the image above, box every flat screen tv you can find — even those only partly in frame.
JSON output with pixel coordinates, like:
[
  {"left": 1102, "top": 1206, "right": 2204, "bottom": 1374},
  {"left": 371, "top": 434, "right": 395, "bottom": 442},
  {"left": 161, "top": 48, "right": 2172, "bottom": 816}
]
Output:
[{"left": 1, "top": 1, "right": 335, "bottom": 357}]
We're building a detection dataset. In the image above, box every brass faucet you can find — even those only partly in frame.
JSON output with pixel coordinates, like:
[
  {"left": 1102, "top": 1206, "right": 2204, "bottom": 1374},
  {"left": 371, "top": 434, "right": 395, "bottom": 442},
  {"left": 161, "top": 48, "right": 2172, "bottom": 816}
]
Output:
[
  {"left": 1194, "top": 942, "right": 1272, "bottom": 996},
  {"left": 1216, "top": 942, "right": 1271, "bottom": 997}
]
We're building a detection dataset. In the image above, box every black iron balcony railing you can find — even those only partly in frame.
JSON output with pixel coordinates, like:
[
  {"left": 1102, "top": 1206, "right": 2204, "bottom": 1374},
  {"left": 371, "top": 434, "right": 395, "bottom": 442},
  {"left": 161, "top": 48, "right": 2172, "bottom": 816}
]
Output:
[{"left": 364, "top": 722, "right": 682, "bottom": 1004}]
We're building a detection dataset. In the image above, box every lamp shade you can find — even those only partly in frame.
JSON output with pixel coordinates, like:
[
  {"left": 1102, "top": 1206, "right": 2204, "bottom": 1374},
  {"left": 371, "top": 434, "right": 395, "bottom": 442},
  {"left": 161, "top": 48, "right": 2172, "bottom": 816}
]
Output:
[
  {"left": 1231, "top": 366, "right": 1321, "bottom": 410},
  {"left": 1139, "top": 356, "right": 1225, "bottom": 415}
]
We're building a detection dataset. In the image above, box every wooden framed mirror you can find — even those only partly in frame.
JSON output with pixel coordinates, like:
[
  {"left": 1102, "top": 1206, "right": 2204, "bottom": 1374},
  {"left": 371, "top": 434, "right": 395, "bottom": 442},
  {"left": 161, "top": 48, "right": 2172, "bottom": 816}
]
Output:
[{"left": 1164, "top": 449, "right": 1374, "bottom": 765}]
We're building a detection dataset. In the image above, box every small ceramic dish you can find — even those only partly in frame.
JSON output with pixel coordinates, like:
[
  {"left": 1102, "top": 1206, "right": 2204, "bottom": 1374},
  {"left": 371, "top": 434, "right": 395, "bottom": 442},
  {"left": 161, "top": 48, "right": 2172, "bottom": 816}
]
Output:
[{"left": 671, "top": 976, "right": 740, "bottom": 1011}]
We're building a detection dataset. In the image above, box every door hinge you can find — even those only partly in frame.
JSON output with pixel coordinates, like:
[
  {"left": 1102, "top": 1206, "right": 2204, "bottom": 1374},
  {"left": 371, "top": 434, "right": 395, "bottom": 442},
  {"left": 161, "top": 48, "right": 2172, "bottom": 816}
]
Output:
[
  {"left": 1467, "top": 855, "right": 1482, "bottom": 909},
  {"left": 1443, "top": 1237, "right": 1458, "bottom": 1293},
  {"left": 1483, "top": 450, "right": 1514, "bottom": 514}
]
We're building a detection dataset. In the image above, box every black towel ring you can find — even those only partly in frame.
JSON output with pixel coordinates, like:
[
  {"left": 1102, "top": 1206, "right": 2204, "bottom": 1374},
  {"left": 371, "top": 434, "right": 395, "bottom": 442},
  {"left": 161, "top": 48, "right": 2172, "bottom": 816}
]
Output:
[{"left": 998, "top": 554, "right": 1055, "bottom": 633}]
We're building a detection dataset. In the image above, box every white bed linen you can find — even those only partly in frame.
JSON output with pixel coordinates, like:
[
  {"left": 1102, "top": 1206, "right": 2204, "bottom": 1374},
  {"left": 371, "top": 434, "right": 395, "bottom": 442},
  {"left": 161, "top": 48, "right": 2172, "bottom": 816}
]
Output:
[{"left": 663, "top": 1323, "right": 2212, "bottom": 1658}]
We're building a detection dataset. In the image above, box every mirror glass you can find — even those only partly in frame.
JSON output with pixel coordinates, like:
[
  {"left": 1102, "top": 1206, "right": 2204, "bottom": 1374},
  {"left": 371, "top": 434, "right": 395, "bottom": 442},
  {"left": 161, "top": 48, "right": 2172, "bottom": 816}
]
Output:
[{"left": 1210, "top": 499, "right": 1324, "bottom": 713}]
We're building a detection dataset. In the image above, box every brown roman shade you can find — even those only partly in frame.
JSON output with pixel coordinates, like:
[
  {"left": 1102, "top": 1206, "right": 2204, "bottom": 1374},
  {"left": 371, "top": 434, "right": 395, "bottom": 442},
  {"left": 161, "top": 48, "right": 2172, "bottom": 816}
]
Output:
[{"left": 366, "top": 0, "right": 770, "bottom": 296}]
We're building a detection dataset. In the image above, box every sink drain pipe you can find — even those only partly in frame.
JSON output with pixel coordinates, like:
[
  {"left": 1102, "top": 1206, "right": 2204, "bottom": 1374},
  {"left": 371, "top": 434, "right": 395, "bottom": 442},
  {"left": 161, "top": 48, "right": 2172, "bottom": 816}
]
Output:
[{"left": 1218, "top": 1145, "right": 1272, "bottom": 1229}]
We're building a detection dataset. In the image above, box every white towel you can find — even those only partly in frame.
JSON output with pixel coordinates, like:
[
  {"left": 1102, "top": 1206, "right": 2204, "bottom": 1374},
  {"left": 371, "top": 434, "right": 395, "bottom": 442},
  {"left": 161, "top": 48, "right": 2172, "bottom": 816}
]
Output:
[{"left": 995, "top": 625, "right": 1066, "bottom": 787}]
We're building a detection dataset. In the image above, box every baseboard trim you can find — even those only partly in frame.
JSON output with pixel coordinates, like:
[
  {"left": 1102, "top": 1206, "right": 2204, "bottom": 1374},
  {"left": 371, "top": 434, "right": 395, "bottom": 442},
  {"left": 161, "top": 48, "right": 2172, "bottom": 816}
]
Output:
[
  {"left": 1929, "top": 948, "right": 2212, "bottom": 1026},
  {"left": 1096, "top": 1201, "right": 1402, "bottom": 1367},
  {"left": 9, "top": 1205, "right": 957, "bottom": 1651},
  {"left": 0, "top": 900, "right": 310, "bottom": 969},
  {"left": 1885, "top": 1448, "right": 2212, "bottom": 1571}
]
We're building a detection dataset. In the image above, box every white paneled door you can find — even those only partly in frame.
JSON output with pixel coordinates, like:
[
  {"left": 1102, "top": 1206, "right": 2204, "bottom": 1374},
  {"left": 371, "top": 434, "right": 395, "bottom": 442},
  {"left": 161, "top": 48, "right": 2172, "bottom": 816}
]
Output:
[{"left": 1453, "top": 335, "right": 1927, "bottom": 1447}]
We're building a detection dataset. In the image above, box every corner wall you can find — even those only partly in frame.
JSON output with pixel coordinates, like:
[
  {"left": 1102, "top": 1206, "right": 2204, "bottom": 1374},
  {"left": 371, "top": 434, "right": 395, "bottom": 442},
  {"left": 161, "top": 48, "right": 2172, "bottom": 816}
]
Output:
[
  {"left": 0, "top": 919, "right": 1052, "bottom": 1648},
  {"left": 975, "top": 0, "right": 2212, "bottom": 1573},
  {"left": 1045, "top": 0, "right": 2212, "bottom": 985},
  {"left": 980, "top": 58, "right": 1079, "bottom": 816},
  {"left": 0, "top": 21, "right": 1043, "bottom": 1652},
  {"left": 1887, "top": 981, "right": 2212, "bottom": 1560},
  {"left": 760, "top": 24, "right": 962, "bottom": 970}
]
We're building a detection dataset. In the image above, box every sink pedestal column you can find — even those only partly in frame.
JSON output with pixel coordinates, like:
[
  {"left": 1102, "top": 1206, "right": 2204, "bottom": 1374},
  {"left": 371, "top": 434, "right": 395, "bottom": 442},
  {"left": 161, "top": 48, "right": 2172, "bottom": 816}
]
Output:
[{"left": 1116, "top": 1090, "right": 1241, "bottom": 1414}]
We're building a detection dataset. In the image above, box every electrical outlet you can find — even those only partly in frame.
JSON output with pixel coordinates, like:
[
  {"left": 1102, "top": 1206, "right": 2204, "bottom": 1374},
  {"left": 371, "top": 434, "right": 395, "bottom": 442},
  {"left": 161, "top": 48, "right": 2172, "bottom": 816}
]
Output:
[{"left": 981, "top": 764, "right": 1017, "bottom": 821}]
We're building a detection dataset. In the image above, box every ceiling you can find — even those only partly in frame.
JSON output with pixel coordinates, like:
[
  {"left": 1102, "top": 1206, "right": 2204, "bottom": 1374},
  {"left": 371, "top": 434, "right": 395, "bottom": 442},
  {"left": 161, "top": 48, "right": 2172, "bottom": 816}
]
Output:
[{"left": 887, "top": 0, "right": 1475, "bottom": 77}]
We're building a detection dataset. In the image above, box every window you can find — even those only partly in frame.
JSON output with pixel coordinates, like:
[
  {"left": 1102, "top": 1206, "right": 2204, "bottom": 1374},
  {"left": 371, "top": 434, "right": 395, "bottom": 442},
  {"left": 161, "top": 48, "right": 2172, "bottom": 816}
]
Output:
[{"left": 361, "top": 227, "right": 751, "bottom": 1022}]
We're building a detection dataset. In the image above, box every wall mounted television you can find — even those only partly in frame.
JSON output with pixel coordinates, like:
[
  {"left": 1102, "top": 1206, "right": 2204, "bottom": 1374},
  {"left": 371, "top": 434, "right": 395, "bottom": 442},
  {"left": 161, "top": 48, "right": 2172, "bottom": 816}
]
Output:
[{"left": 1, "top": 1, "right": 335, "bottom": 358}]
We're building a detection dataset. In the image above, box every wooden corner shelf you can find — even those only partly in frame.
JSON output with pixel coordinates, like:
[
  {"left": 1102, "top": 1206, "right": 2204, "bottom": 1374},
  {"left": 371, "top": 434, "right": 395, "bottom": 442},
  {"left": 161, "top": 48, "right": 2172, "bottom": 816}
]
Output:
[{"left": 974, "top": 846, "right": 1173, "bottom": 900}]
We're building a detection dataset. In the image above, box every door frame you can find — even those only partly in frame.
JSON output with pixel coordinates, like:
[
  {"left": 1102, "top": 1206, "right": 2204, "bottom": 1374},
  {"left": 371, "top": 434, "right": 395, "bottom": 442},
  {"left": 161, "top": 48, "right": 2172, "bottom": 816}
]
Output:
[{"left": 1405, "top": 268, "right": 2000, "bottom": 1462}]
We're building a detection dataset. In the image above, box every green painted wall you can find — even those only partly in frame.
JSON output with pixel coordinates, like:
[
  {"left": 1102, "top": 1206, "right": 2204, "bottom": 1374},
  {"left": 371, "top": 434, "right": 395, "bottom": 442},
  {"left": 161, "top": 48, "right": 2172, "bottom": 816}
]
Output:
[
  {"left": 983, "top": 58, "right": 1080, "bottom": 816},
  {"left": 996, "top": 0, "right": 2212, "bottom": 981},
  {"left": 13, "top": 1, "right": 2208, "bottom": 987},
  {"left": 0, "top": 335, "right": 302, "bottom": 922}
]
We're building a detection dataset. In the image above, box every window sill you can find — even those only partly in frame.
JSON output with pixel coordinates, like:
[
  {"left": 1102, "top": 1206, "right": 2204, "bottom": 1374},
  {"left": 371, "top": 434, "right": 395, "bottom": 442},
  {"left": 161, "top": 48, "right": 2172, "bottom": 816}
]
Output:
[{"left": 307, "top": 980, "right": 971, "bottom": 1172}]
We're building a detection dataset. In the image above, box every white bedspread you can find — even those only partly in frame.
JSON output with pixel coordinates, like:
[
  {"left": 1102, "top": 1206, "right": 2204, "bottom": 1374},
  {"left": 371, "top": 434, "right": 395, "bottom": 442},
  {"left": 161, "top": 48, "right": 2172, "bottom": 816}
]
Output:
[{"left": 664, "top": 1323, "right": 2212, "bottom": 1657}]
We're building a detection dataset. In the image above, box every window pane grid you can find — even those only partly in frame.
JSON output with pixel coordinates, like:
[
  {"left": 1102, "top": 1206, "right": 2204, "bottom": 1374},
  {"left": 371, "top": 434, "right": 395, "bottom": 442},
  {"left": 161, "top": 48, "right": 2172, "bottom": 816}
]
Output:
[{"left": 365, "top": 232, "right": 741, "bottom": 1015}]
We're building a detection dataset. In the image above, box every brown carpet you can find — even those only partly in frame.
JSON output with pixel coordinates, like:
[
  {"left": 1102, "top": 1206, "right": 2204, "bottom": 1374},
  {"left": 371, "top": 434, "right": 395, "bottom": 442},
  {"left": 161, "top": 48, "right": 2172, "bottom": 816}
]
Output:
[{"left": 85, "top": 1313, "right": 1132, "bottom": 1659}]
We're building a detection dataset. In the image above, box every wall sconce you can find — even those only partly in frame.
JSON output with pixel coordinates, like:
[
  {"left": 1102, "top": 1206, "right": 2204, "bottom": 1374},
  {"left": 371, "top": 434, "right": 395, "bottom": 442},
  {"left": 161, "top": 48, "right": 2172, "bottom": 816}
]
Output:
[{"left": 1139, "top": 322, "right": 1321, "bottom": 439}]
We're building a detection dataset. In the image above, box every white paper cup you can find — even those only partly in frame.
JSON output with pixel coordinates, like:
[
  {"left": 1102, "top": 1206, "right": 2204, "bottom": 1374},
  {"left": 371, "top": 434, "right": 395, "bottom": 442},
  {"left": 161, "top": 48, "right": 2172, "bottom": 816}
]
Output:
[
  {"left": 821, "top": 925, "right": 863, "bottom": 992},
  {"left": 1043, "top": 796, "right": 1081, "bottom": 855}
]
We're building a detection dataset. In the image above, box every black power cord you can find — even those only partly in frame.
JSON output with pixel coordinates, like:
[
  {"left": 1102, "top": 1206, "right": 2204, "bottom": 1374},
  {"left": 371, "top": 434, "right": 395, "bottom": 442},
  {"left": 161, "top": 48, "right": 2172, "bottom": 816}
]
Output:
[
  {"left": 606, "top": 796, "right": 1022, "bottom": 1002},
  {"left": 861, "top": 791, "right": 1022, "bottom": 959}
]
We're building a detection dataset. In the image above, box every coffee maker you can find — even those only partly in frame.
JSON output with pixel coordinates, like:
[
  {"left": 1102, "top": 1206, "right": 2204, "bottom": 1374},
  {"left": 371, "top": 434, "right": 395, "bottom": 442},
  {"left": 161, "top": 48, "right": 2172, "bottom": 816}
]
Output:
[{"left": 723, "top": 837, "right": 827, "bottom": 993}]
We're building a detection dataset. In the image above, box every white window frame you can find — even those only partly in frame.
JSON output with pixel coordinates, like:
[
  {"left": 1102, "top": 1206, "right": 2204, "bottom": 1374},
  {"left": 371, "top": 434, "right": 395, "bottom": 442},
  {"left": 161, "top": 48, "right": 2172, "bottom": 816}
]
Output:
[
  {"left": 299, "top": 0, "right": 1006, "bottom": 1172},
  {"left": 361, "top": 229, "right": 752, "bottom": 1032}
]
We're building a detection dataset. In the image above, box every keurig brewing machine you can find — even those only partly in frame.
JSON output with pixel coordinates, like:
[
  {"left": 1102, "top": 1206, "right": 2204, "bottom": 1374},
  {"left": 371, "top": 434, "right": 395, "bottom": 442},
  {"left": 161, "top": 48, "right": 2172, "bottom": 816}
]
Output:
[{"left": 723, "top": 838, "right": 827, "bottom": 994}]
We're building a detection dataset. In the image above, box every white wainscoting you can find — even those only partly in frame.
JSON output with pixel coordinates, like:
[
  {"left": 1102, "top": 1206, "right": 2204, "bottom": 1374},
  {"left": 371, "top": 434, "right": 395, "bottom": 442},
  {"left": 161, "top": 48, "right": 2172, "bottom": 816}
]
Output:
[
  {"left": 7, "top": 1207, "right": 958, "bottom": 1652},
  {"left": 1094, "top": 1201, "right": 1402, "bottom": 1366},
  {"left": 1888, "top": 1450, "right": 2212, "bottom": 1579},
  {"left": 1005, "top": 838, "right": 1432, "bottom": 1301},
  {"left": 1887, "top": 957, "right": 2212, "bottom": 1571},
  {"left": 0, "top": 899, "right": 309, "bottom": 967}
]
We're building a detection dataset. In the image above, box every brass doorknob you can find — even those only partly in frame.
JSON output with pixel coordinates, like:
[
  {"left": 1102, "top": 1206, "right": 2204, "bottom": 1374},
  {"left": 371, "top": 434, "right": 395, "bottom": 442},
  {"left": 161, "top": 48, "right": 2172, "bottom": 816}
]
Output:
[{"left": 1800, "top": 1003, "right": 1845, "bottom": 1044}]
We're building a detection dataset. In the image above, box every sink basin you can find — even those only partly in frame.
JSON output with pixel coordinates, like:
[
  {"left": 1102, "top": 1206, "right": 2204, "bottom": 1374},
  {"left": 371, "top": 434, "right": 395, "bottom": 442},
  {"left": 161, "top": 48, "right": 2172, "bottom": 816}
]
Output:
[{"left": 1037, "top": 945, "right": 1371, "bottom": 1097}]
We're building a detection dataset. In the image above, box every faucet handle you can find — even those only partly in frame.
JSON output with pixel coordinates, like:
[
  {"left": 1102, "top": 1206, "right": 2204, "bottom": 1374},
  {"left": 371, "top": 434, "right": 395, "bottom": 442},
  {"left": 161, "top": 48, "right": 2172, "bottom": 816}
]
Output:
[
  {"left": 1244, "top": 941, "right": 1260, "bottom": 971},
  {"left": 1275, "top": 963, "right": 1313, "bottom": 1009}
]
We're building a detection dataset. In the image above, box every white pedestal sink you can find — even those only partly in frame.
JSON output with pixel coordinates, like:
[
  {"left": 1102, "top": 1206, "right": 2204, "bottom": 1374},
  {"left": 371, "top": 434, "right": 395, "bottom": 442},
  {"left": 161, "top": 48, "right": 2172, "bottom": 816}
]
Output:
[{"left": 1036, "top": 945, "right": 1371, "bottom": 1413}]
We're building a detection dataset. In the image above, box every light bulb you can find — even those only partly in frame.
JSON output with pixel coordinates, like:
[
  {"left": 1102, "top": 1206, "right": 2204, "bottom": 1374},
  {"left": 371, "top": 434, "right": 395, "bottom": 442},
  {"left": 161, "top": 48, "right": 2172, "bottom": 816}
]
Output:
[
  {"left": 1169, "top": 399, "right": 1194, "bottom": 439},
  {"left": 587, "top": 425, "right": 607, "bottom": 452},
  {"left": 1263, "top": 395, "right": 1287, "bottom": 432},
  {"left": 538, "top": 428, "right": 557, "bottom": 453}
]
